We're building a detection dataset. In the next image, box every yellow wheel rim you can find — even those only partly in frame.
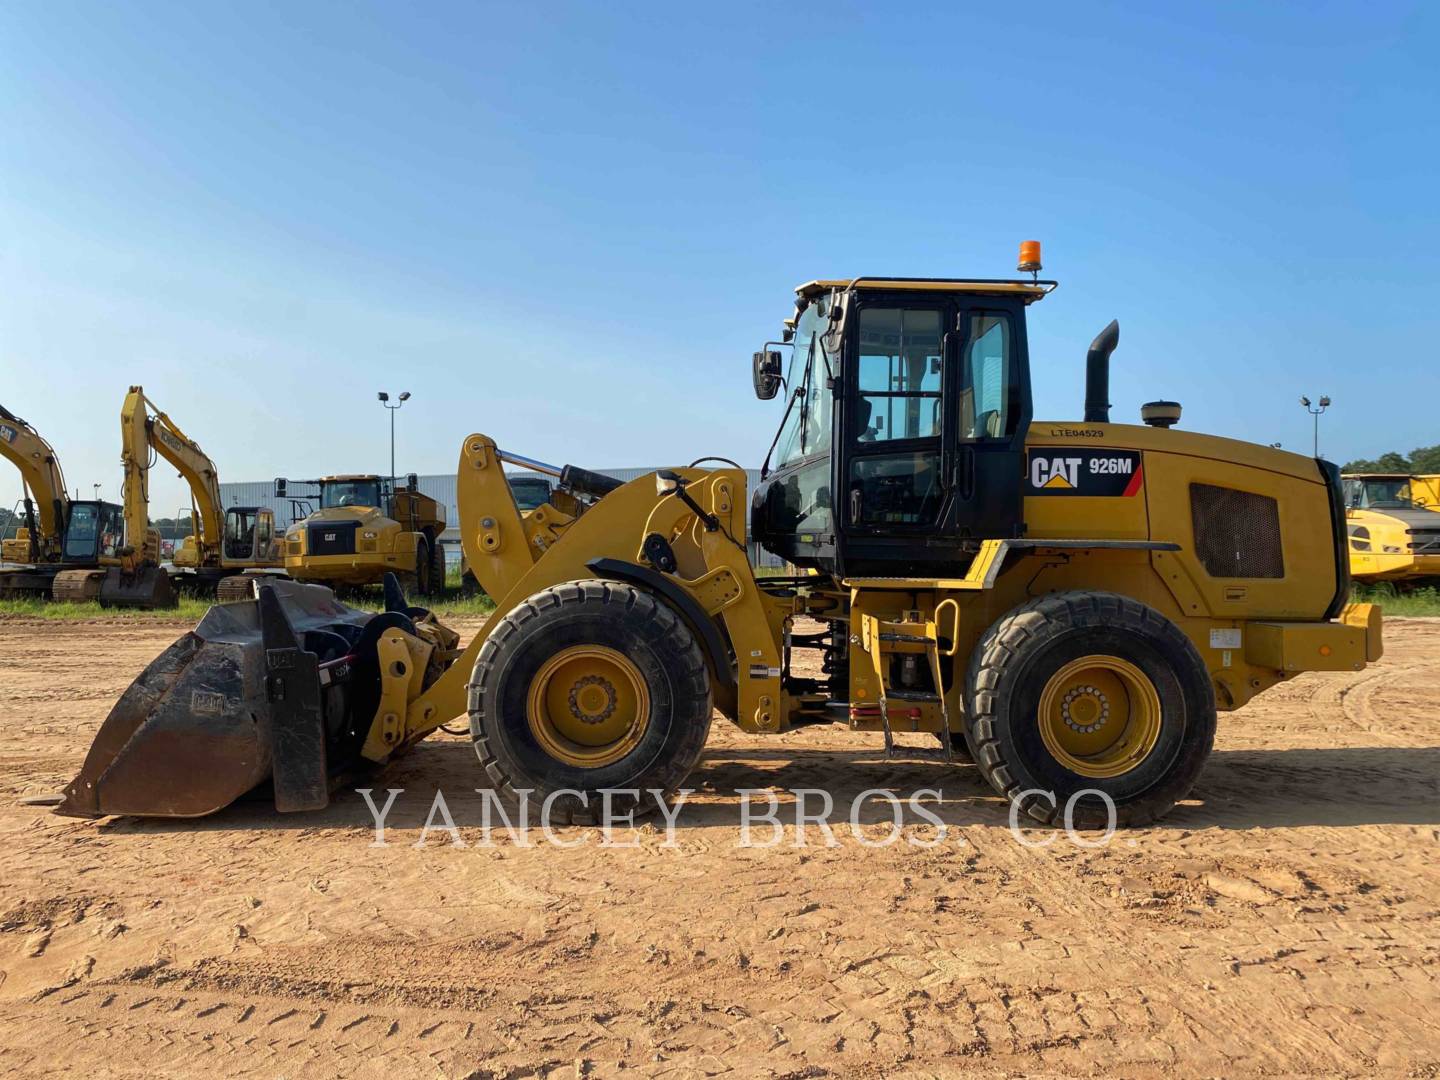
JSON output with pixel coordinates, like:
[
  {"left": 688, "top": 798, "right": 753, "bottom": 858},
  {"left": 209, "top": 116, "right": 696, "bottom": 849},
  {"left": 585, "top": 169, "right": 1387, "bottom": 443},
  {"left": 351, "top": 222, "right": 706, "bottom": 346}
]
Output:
[
  {"left": 526, "top": 645, "right": 650, "bottom": 768},
  {"left": 1037, "top": 654, "right": 1162, "bottom": 778}
]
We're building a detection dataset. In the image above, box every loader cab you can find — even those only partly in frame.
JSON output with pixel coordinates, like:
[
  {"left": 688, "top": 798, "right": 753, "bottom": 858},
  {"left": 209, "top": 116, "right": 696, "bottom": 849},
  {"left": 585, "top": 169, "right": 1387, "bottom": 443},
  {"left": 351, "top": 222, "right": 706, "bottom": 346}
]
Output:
[
  {"left": 752, "top": 277, "right": 1046, "bottom": 576},
  {"left": 61, "top": 500, "right": 124, "bottom": 564}
]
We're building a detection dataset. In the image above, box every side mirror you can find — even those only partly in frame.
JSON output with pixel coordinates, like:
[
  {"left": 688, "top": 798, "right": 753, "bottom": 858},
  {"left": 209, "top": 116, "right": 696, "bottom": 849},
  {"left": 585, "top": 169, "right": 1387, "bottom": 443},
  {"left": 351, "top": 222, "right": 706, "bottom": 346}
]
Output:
[
  {"left": 406, "top": 472, "right": 419, "bottom": 492},
  {"left": 753, "top": 350, "right": 783, "bottom": 400},
  {"left": 274, "top": 477, "right": 287, "bottom": 498}
]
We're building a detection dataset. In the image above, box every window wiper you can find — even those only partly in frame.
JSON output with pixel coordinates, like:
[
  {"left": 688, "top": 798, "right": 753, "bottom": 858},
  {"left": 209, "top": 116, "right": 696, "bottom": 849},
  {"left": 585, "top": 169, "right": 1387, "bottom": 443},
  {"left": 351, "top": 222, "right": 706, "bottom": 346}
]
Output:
[
  {"left": 798, "top": 356, "right": 811, "bottom": 456},
  {"left": 760, "top": 385, "right": 805, "bottom": 480}
]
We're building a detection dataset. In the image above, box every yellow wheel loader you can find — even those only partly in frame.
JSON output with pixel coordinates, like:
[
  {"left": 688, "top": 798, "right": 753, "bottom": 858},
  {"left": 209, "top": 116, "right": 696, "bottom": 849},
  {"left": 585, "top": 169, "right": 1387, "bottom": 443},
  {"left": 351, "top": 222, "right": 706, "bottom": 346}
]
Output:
[
  {"left": 278, "top": 473, "right": 447, "bottom": 596},
  {"left": 56, "top": 247, "right": 1381, "bottom": 827},
  {"left": 0, "top": 403, "right": 126, "bottom": 602},
  {"left": 1341, "top": 473, "right": 1440, "bottom": 587},
  {"left": 105, "top": 387, "right": 286, "bottom": 607}
]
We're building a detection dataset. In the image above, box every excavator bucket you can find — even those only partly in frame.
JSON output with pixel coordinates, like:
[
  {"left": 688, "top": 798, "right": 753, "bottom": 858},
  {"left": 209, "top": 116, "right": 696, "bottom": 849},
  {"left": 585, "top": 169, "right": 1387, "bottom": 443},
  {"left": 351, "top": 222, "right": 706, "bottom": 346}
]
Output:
[
  {"left": 98, "top": 565, "right": 177, "bottom": 609},
  {"left": 55, "top": 577, "right": 450, "bottom": 819}
]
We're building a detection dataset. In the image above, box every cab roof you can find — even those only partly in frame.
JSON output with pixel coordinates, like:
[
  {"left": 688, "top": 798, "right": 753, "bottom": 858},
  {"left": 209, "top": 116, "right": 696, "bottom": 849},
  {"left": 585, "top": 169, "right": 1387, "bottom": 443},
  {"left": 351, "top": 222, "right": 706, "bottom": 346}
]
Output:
[
  {"left": 795, "top": 277, "right": 1054, "bottom": 304},
  {"left": 1342, "top": 473, "right": 1412, "bottom": 481},
  {"left": 319, "top": 474, "right": 382, "bottom": 483}
]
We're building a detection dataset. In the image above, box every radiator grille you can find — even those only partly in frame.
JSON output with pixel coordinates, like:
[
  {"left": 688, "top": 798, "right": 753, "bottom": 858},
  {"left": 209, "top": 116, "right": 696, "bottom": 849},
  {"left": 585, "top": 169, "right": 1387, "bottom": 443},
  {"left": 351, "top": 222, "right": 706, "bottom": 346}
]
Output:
[
  {"left": 1190, "top": 483, "right": 1284, "bottom": 578},
  {"left": 1409, "top": 526, "right": 1440, "bottom": 555},
  {"left": 307, "top": 522, "right": 358, "bottom": 556}
]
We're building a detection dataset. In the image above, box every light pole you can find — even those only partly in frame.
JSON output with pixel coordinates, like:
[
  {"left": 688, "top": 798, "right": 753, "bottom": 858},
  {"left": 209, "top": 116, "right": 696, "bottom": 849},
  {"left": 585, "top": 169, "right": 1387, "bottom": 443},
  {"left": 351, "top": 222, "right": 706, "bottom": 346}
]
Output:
[
  {"left": 1300, "top": 395, "right": 1330, "bottom": 458},
  {"left": 377, "top": 391, "right": 411, "bottom": 498}
]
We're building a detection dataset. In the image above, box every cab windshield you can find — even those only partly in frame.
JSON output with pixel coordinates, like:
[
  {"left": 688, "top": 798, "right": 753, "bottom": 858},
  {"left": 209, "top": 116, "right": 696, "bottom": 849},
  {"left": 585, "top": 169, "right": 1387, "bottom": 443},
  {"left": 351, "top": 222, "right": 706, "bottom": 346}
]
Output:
[
  {"left": 1348, "top": 478, "right": 1414, "bottom": 509},
  {"left": 321, "top": 481, "right": 383, "bottom": 509},
  {"left": 509, "top": 478, "right": 551, "bottom": 511},
  {"left": 64, "top": 503, "right": 121, "bottom": 560},
  {"left": 225, "top": 509, "right": 256, "bottom": 559},
  {"left": 772, "top": 294, "right": 834, "bottom": 469},
  {"left": 64, "top": 503, "right": 100, "bottom": 558}
]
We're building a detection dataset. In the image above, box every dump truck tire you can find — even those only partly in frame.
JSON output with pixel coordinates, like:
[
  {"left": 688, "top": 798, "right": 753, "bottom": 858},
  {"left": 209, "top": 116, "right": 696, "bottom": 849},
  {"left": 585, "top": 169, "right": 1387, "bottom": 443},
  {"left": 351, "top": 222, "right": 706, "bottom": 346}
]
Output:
[
  {"left": 428, "top": 535, "right": 447, "bottom": 595},
  {"left": 468, "top": 579, "right": 712, "bottom": 825},
  {"left": 964, "top": 590, "right": 1215, "bottom": 829},
  {"left": 399, "top": 543, "right": 425, "bottom": 597}
]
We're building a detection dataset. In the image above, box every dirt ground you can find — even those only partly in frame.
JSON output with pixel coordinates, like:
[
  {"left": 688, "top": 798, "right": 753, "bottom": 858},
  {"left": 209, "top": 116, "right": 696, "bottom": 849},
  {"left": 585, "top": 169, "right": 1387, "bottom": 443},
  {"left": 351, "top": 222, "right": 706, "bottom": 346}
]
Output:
[{"left": 0, "top": 613, "right": 1436, "bottom": 1079}]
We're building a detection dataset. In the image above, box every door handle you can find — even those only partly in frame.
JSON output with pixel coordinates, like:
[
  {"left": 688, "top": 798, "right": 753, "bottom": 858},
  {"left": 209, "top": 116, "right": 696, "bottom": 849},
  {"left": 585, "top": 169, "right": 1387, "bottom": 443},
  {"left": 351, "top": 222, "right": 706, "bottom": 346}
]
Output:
[{"left": 849, "top": 487, "right": 863, "bottom": 524}]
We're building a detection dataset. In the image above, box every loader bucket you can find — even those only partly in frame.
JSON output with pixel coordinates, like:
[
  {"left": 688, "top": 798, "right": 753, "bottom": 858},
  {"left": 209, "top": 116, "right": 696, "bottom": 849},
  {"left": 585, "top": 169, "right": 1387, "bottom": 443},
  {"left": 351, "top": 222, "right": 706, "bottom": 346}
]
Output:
[
  {"left": 56, "top": 580, "right": 387, "bottom": 819},
  {"left": 98, "top": 565, "right": 177, "bottom": 609}
]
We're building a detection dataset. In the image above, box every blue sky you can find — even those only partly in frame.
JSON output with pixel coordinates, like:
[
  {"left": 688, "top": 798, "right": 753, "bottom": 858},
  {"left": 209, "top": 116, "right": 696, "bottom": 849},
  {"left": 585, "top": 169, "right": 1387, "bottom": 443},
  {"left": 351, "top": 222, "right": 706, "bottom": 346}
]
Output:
[{"left": 2, "top": 1, "right": 1436, "bottom": 512}]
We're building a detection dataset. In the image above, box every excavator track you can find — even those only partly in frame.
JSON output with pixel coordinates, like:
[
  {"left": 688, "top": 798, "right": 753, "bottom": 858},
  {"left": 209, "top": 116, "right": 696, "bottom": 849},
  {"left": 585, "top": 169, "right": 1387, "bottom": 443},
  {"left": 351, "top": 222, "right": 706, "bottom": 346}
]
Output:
[{"left": 52, "top": 569, "right": 105, "bottom": 603}]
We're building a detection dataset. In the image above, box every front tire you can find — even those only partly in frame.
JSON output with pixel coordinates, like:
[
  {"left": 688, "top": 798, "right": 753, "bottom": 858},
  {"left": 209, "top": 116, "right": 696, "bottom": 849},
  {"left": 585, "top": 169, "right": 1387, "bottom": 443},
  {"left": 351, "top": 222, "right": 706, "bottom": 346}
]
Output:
[
  {"left": 965, "top": 591, "right": 1215, "bottom": 828},
  {"left": 468, "top": 580, "right": 713, "bottom": 824}
]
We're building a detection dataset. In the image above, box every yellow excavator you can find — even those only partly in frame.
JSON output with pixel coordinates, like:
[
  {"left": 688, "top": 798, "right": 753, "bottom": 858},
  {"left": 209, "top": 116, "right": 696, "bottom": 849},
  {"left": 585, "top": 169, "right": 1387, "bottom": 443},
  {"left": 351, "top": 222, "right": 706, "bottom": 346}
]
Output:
[
  {"left": 56, "top": 246, "right": 1381, "bottom": 828},
  {"left": 112, "top": 386, "right": 285, "bottom": 604},
  {"left": 0, "top": 403, "right": 126, "bottom": 602},
  {"left": 1341, "top": 472, "right": 1440, "bottom": 587},
  {"left": 101, "top": 387, "right": 289, "bottom": 606}
]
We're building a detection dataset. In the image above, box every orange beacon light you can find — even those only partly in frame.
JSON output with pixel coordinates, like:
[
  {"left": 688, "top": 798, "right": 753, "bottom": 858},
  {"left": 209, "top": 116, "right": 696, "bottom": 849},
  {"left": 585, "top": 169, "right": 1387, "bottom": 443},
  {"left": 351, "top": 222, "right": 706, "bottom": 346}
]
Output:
[{"left": 1017, "top": 240, "right": 1043, "bottom": 273}]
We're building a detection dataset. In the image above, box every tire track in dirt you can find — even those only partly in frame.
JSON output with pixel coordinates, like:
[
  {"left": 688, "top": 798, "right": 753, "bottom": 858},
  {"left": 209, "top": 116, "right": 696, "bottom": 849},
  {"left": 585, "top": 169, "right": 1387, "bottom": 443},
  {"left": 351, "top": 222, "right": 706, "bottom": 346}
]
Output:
[{"left": 0, "top": 614, "right": 1436, "bottom": 1076}]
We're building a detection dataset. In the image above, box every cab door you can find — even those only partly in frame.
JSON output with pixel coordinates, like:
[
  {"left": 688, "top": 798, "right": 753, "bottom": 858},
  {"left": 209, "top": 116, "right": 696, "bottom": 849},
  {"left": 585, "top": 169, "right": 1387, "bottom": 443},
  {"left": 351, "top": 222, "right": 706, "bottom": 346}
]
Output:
[
  {"left": 945, "top": 302, "right": 1031, "bottom": 539},
  {"left": 256, "top": 510, "right": 276, "bottom": 562},
  {"left": 843, "top": 303, "right": 949, "bottom": 537}
]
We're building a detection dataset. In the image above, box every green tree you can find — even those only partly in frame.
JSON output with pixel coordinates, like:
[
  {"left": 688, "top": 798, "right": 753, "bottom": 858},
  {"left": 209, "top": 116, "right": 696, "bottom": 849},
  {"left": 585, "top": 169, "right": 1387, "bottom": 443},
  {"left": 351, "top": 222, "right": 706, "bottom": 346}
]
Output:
[
  {"left": 1407, "top": 444, "right": 1440, "bottom": 473},
  {"left": 1341, "top": 445, "right": 1440, "bottom": 474},
  {"left": 1342, "top": 451, "right": 1411, "bottom": 472}
]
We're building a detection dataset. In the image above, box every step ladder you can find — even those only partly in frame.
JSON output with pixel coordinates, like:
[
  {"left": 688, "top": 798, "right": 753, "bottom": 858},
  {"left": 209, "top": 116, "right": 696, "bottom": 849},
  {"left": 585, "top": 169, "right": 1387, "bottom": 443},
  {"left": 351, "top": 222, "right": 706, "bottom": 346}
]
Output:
[{"left": 858, "top": 600, "right": 960, "bottom": 762}]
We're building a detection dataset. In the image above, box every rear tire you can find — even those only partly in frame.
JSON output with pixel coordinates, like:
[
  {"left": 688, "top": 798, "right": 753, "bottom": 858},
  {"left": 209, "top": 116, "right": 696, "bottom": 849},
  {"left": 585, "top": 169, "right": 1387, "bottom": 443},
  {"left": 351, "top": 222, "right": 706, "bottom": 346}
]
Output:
[
  {"left": 965, "top": 591, "right": 1215, "bottom": 828},
  {"left": 468, "top": 579, "right": 712, "bottom": 824},
  {"left": 427, "top": 535, "right": 447, "bottom": 596},
  {"left": 403, "top": 541, "right": 428, "bottom": 598}
]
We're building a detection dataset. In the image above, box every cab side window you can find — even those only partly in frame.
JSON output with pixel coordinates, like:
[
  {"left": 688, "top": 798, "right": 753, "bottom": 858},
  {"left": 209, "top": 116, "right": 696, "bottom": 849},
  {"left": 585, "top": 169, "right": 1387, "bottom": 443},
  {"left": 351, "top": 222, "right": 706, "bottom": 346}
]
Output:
[
  {"left": 855, "top": 308, "right": 943, "bottom": 443},
  {"left": 960, "top": 313, "right": 1018, "bottom": 440}
]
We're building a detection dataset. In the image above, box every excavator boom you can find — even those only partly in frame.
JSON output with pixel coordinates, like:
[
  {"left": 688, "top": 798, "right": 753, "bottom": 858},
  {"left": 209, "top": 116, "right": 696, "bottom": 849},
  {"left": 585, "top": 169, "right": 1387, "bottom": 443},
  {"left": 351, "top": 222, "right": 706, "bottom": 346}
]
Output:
[{"left": 0, "top": 402, "right": 69, "bottom": 563}]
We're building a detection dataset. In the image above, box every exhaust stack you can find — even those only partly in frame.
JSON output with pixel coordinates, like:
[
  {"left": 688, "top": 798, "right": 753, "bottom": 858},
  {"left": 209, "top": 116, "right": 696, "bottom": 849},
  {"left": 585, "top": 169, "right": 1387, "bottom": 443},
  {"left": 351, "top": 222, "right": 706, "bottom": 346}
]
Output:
[{"left": 1084, "top": 319, "right": 1120, "bottom": 423}]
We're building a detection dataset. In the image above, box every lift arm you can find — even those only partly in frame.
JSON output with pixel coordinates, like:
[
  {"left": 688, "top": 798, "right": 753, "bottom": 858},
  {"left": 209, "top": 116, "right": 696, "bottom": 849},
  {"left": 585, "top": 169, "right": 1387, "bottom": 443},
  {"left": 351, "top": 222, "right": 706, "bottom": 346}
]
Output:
[
  {"left": 0, "top": 403, "right": 70, "bottom": 562},
  {"left": 120, "top": 386, "right": 226, "bottom": 567}
]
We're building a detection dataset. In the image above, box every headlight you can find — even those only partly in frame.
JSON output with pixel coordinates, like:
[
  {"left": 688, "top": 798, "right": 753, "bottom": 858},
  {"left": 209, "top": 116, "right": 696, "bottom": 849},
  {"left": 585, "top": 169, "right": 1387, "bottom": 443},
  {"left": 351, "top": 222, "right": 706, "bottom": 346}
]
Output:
[{"left": 363, "top": 530, "right": 378, "bottom": 539}]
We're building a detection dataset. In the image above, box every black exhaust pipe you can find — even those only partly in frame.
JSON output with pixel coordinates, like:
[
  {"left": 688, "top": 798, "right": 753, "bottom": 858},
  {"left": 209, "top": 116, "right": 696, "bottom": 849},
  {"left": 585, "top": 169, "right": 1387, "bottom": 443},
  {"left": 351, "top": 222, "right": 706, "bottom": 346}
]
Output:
[{"left": 1084, "top": 319, "right": 1120, "bottom": 424}]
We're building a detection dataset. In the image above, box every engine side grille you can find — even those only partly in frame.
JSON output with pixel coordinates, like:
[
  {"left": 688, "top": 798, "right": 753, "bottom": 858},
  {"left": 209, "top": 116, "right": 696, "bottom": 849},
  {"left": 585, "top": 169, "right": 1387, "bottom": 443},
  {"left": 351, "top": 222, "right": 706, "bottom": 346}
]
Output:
[
  {"left": 307, "top": 522, "right": 358, "bottom": 556},
  {"left": 1190, "top": 483, "right": 1284, "bottom": 579},
  {"left": 1408, "top": 527, "right": 1440, "bottom": 555}
]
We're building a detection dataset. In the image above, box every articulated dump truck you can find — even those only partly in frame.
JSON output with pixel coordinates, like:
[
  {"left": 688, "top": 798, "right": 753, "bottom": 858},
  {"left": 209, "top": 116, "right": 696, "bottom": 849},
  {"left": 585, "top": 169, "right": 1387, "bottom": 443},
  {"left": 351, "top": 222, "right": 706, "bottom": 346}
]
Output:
[{"left": 56, "top": 255, "right": 1382, "bottom": 828}]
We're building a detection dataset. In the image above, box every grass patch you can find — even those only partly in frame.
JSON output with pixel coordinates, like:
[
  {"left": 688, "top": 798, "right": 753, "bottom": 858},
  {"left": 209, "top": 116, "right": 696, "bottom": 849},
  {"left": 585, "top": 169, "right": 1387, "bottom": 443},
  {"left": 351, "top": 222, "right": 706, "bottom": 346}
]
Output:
[
  {"left": 1351, "top": 583, "right": 1440, "bottom": 617},
  {"left": 0, "top": 585, "right": 494, "bottom": 621},
  {"left": 0, "top": 596, "right": 216, "bottom": 620}
]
